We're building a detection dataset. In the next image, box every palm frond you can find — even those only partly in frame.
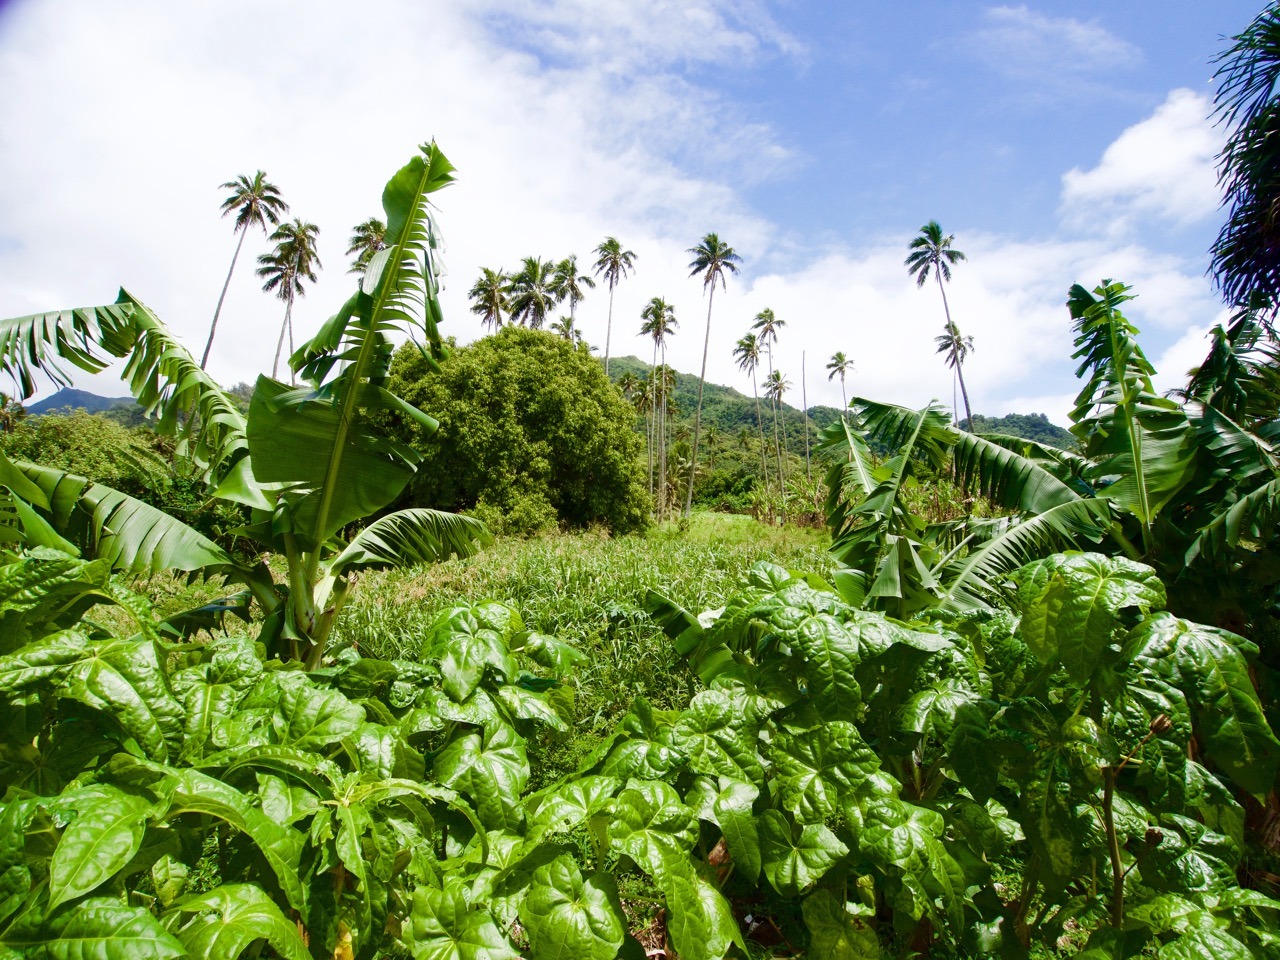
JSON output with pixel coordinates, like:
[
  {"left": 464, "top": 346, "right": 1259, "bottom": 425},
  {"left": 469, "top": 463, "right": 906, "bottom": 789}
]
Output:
[
  {"left": 329, "top": 508, "right": 493, "bottom": 575},
  {"left": 1184, "top": 476, "right": 1280, "bottom": 572},
  {"left": 935, "top": 499, "right": 1113, "bottom": 611},
  {"left": 950, "top": 430, "right": 1084, "bottom": 513},
  {"left": 0, "top": 291, "right": 248, "bottom": 487},
  {"left": 13, "top": 459, "right": 243, "bottom": 577}
]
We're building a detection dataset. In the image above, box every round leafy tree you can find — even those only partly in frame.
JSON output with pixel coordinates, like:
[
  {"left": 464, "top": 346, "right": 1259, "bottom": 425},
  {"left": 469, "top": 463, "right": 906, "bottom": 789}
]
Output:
[{"left": 388, "top": 327, "right": 649, "bottom": 534}]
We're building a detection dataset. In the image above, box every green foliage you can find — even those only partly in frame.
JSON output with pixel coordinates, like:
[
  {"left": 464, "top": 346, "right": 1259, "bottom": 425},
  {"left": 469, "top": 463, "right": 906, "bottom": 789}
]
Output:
[
  {"left": 387, "top": 326, "right": 650, "bottom": 534},
  {"left": 962, "top": 412, "right": 1076, "bottom": 449},
  {"left": 0, "top": 410, "right": 166, "bottom": 499}
]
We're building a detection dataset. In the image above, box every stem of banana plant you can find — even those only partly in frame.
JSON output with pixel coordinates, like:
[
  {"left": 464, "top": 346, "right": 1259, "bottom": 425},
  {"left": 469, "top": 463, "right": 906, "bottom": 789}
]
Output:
[{"left": 1103, "top": 766, "right": 1123, "bottom": 928}]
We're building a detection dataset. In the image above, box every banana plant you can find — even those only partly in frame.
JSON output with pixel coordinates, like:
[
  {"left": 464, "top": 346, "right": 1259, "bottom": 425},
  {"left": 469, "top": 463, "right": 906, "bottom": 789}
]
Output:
[
  {"left": 0, "top": 142, "right": 491, "bottom": 667},
  {"left": 821, "top": 279, "right": 1280, "bottom": 633}
]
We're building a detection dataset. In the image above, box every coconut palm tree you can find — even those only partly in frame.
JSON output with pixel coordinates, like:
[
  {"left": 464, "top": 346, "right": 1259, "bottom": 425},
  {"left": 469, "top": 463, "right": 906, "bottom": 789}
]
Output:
[
  {"left": 549, "top": 315, "right": 584, "bottom": 343},
  {"left": 507, "top": 257, "right": 559, "bottom": 329},
  {"left": 631, "top": 377, "right": 655, "bottom": 495},
  {"left": 935, "top": 322, "right": 975, "bottom": 427},
  {"left": 734, "top": 333, "right": 770, "bottom": 495},
  {"left": 1211, "top": 6, "right": 1280, "bottom": 307},
  {"left": 905, "top": 221, "right": 972, "bottom": 428},
  {"left": 257, "top": 219, "right": 321, "bottom": 383},
  {"left": 469, "top": 267, "right": 509, "bottom": 331},
  {"left": 202, "top": 171, "right": 288, "bottom": 369},
  {"left": 617, "top": 370, "right": 639, "bottom": 399},
  {"left": 641, "top": 297, "right": 678, "bottom": 518},
  {"left": 826, "top": 351, "right": 854, "bottom": 414},
  {"left": 765, "top": 368, "right": 792, "bottom": 517},
  {"left": 684, "top": 233, "right": 741, "bottom": 516},
  {"left": 551, "top": 255, "right": 595, "bottom": 324},
  {"left": 345, "top": 218, "right": 388, "bottom": 275},
  {"left": 593, "top": 237, "right": 637, "bottom": 375},
  {"left": 752, "top": 309, "right": 787, "bottom": 493}
]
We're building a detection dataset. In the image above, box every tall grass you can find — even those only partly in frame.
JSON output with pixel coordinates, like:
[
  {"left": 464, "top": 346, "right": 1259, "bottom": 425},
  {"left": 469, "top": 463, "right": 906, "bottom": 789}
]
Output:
[{"left": 337, "top": 514, "right": 831, "bottom": 778}]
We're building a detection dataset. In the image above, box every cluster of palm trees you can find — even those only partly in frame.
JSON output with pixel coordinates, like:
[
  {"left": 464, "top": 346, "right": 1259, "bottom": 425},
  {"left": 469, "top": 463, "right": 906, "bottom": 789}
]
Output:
[
  {"left": 905, "top": 221, "right": 975, "bottom": 428},
  {"left": 201, "top": 171, "right": 394, "bottom": 382},
  {"left": 467, "top": 240, "right": 638, "bottom": 366}
]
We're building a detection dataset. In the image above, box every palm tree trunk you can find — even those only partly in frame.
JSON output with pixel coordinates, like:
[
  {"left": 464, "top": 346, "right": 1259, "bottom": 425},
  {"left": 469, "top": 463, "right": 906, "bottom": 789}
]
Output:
[
  {"left": 684, "top": 286, "right": 715, "bottom": 517},
  {"left": 202, "top": 227, "right": 246, "bottom": 369},
  {"left": 752, "top": 374, "right": 769, "bottom": 498},
  {"left": 769, "top": 349, "right": 784, "bottom": 513},
  {"left": 802, "top": 351, "right": 811, "bottom": 482},
  {"left": 934, "top": 271, "right": 973, "bottom": 430},
  {"left": 605, "top": 282, "right": 616, "bottom": 376},
  {"left": 840, "top": 376, "right": 848, "bottom": 417},
  {"left": 272, "top": 296, "right": 292, "bottom": 380},
  {"left": 649, "top": 344, "right": 658, "bottom": 502},
  {"left": 286, "top": 301, "right": 296, "bottom": 386},
  {"left": 659, "top": 357, "right": 668, "bottom": 521}
]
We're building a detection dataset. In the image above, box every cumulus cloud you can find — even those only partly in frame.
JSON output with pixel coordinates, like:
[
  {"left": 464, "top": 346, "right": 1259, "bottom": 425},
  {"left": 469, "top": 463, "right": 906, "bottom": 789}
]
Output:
[
  {"left": 1060, "top": 88, "right": 1221, "bottom": 235},
  {"left": 0, "top": 1, "right": 1229, "bottom": 429},
  {"left": 969, "top": 6, "right": 1141, "bottom": 87}
]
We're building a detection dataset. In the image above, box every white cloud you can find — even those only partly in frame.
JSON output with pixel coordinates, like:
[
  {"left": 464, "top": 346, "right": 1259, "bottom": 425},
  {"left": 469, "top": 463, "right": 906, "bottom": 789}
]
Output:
[
  {"left": 0, "top": 1, "right": 1229, "bottom": 432},
  {"left": 970, "top": 6, "right": 1141, "bottom": 84},
  {"left": 1060, "top": 89, "right": 1221, "bottom": 235}
]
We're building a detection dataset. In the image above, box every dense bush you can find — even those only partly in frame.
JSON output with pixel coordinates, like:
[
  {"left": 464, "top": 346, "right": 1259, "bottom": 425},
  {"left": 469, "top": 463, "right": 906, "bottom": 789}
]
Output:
[
  {"left": 0, "top": 410, "right": 166, "bottom": 498},
  {"left": 388, "top": 327, "right": 650, "bottom": 534}
]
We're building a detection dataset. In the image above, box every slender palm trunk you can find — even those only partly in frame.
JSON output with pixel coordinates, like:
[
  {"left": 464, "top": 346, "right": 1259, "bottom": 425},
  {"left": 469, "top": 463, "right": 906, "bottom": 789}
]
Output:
[
  {"left": 935, "top": 271, "right": 973, "bottom": 429},
  {"left": 272, "top": 294, "right": 293, "bottom": 380},
  {"left": 605, "top": 282, "right": 616, "bottom": 375},
  {"left": 649, "top": 345, "right": 658, "bottom": 501},
  {"left": 802, "top": 351, "right": 812, "bottom": 482},
  {"left": 659, "top": 356, "right": 669, "bottom": 521},
  {"left": 768, "top": 348, "right": 784, "bottom": 507},
  {"left": 840, "top": 376, "right": 848, "bottom": 417},
  {"left": 684, "top": 286, "right": 715, "bottom": 517},
  {"left": 752, "top": 374, "right": 769, "bottom": 497},
  {"left": 203, "top": 228, "right": 247, "bottom": 369}
]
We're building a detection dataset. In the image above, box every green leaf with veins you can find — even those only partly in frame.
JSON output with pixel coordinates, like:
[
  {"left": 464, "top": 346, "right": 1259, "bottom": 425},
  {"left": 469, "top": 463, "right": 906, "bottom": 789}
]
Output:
[
  {"left": 664, "top": 865, "right": 744, "bottom": 960},
  {"left": 1013, "top": 552, "right": 1164, "bottom": 682},
  {"left": 269, "top": 673, "right": 365, "bottom": 749},
  {"left": 47, "top": 785, "right": 151, "bottom": 909},
  {"left": 769, "top": 722, "right": 884, "bottom": 822},
  {"left": 4, "top": 897, "right": 185, "bottom": 959},
  {"left": 758, "top": 809, "right": 848, "bottom": 896},
  {"left": 859, "top": 798, "right": 966, "bottom": 930},
  {"left": 670, "top": 689, "right": 762, "bottom": 781},
  {"left": 163, "top": 883, "right": 309, "bottom": 960},
  {"left": 422, "top": 603, "right": 518, "bottom": 702},
  {"left": 432, "top": 723, "right": 528, "bottom": 831},
  {"left": 607, "top": 780, "right": 697, "bottom": 882},
  {"left": 403, "top": 878, "right": 519, "bottom": 960},
  {"left": 521, "top": 855, "right": 626, "bottom": 960},
  {"left": 713, "top": 780, "right": 761, "bottom": 882},
  {"left": 801, "top": 890, "right": 881, "bottom": 960}
]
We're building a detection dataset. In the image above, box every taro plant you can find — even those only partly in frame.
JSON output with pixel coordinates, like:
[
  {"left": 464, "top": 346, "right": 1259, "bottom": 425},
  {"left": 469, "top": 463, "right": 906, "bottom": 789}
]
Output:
[
  {"left": 0, "top": 142, "right": 490, "bottom": 668},
  {"left": 0, "top": 534, "right": 582, "bottom": 958},
  {"left": 820, "top": 280, "right": 1280, "bottom": 637},
  {"left": 613, "top": 553, "right": 1280, "bottom": 957}
]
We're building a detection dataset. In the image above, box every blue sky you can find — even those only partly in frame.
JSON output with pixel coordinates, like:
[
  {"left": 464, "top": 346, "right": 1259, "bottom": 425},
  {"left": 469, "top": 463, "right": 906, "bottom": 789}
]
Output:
[{"left": 0, "top": 1, "right": 1266, "bottom": 424}]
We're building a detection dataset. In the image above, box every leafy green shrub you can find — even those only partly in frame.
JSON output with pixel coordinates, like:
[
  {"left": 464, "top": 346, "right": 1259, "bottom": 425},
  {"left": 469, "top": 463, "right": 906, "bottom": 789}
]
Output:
[
  {"left": 0, "top": 410, "right": 165, "bottom": 499},
  {"left": 388, "top": 327, "right": 650, "bottom": 534}
]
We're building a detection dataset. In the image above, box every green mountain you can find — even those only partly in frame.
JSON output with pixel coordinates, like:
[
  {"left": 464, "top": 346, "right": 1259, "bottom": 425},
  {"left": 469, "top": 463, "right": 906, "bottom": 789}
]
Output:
[
  {"left": 963, "top": 413, "right": 1076, "bottom": 450},
  {"left": 27, "top": 388, "right": 135, "bottom": 416},
  {"left": 608, "top": 355, "right": 841, "bottom": 452}
]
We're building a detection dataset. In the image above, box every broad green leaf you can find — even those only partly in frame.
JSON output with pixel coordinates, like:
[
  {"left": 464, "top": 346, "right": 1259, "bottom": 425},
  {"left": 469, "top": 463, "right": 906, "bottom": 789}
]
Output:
[
  {"left": 669, "top": 690, "right": 762, "bottom": 782},
  {"left": 329, "top": 507, "right": 491, "bottom": 575},
  {"left": 403, "top": 878, "right": 519, "bottom": 960},
  {"left": 1013, "top": 552, "right": 1164, "bottom": 682},
  {"left": 1128, "top": 613, "right": 1280, "bottom": 795},
  {"left": 0, "top": 632, "right": 183, "bottom": 762},
  {"left": 664, "top": 867, "right": 744, "bottom": 960},
  {"left": 515, "top": 631, "right": 589, "bottom": 674},
  {"left": 163, "top": 883, "right": 309, "bottom": 960},
  {"left": 713, "top": 780, "right": 761, "bottom": 883},
  {"left": 528, "top": 776, "right": 620, "bottom": 837},
  {"left": 47, "top": 785, "right": 150, "bottom": 909},
  {"left": 1138, "top": 815, "right": 1238, "bottom": 895},
  {"left": 859, "top": 798, "right": 966, "bottom": 930},
  {"left": 522, "top": 856, "right": 625, "bottom": 960},
  {"left": 150, "top": 856, "right": 188, "bottom": 909},
  {"left": 899, "top": 679, "right": 981, "bottom": 741},
  {"left": 4, "top": 897, "right": 185, "bottom": 959},
  {"left": 423, "top": 603, "right": 518, "bottom": 702},
  {"left": 769, "top": 722, "right": 883, "bottom": 822},
  {"left": 433, "top": 723, "right": 528, "bottom": 831},
  {"left": 270, "top": 673, "right": 365, "bottom": 749},
  {"left": 801, "top": 890, "right": 880, "bottom": 960},
  {"left": 607, "top": 781, "right": 697, "bottom": 882},
  {"left": 758, "top": 809, "right": 848, "bottom": 896}
]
